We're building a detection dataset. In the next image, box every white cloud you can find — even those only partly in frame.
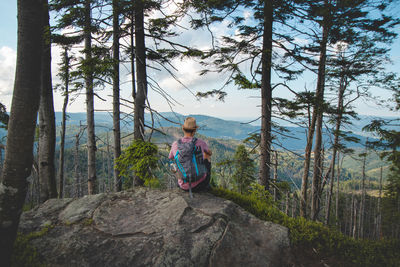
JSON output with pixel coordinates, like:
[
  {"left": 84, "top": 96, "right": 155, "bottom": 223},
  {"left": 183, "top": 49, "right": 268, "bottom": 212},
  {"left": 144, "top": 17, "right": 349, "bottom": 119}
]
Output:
[
  {"left": 157, "top": 59, "right": 201, "bottom": 90},
  {"left": 244, "top": 10, "right": 252, "bottom": 21},
  {"left": 51, "top": 44, "right": 64, "bottom": 86},
  {"left": 0, "top": 46, "right": 16, "bottom": 108},
  {"left": 152, "top": 55, "right": 229, "bottom": 98},
  {"left": 0, "top": 44, "right": 86, "bottom": 112}
]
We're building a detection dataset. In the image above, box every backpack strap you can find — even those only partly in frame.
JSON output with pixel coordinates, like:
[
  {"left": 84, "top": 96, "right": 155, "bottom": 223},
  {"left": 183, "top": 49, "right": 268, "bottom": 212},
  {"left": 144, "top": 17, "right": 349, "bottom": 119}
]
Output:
[
  {"left": 174, "top": 139, "right": 186, "bottom": 180},
  {"left": 189, "top": 137, "right": 198, "bottom": 198},
  {"left": 188, "top": 137, "right": 198, "bottom": 198},
  {"left": 191, "top": 137, "right": 197, "bottom": 145},
  {"left": 191, "top": 138, "right": 198, "bottom": 152}
]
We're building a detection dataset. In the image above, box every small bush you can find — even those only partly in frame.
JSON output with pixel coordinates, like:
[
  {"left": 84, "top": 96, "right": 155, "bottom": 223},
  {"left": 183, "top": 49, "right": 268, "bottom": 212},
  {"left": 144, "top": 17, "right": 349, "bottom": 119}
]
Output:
[
  {"left": 144, "top": 177, "right": 161, "bottom": 188},
  {"left": 115, "top": 139, "right": 159, "bottom": 188}
]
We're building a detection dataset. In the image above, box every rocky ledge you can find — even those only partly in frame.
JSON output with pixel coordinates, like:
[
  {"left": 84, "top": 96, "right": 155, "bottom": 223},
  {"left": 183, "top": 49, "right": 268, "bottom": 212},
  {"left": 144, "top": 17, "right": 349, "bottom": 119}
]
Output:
[{"left": 19, "top": 188, "right": 292, "bottom": 267}]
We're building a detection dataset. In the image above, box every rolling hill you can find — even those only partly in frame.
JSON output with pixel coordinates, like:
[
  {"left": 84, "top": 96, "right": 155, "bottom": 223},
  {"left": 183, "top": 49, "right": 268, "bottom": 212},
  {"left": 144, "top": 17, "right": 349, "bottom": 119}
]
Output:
[
  {"left": 0, "top": 111, "right": 380, "bottom": 151},
  {"left": 51, "top": 112, "right": 375, "bottom": 151}
]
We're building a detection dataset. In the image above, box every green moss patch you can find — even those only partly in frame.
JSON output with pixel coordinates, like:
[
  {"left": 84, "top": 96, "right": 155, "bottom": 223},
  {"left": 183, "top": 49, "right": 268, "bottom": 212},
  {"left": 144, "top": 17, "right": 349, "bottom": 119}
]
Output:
[{"left": 11, "top": 226, "right": 54, "bottom": 267}]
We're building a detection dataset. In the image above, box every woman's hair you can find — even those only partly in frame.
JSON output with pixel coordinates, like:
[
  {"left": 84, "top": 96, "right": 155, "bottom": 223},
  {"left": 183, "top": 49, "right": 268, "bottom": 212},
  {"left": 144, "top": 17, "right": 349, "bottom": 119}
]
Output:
[{"left": 183, "top": 128, "right": 196, "bottom": 134}]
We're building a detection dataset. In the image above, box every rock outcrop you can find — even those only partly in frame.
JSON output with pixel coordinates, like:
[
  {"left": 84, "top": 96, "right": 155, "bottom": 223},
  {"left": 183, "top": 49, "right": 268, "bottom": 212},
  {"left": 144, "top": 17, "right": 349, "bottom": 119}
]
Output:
[{"left": 19, "top": 188, "right": 292, "bottom": 267}]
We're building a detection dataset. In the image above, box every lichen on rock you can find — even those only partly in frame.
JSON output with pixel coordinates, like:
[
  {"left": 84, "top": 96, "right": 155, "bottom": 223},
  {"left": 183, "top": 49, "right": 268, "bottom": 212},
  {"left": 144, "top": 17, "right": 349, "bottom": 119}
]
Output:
[{"left": 0, "top": 182, "right": 18, "bottom": 195}]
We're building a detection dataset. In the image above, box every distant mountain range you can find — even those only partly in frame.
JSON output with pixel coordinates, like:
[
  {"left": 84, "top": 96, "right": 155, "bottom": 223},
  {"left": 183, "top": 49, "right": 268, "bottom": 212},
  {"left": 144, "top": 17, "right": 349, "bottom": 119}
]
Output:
[
  {"left": 0, "top": 111, "right": 387, "bottom": 150},
  {"left": 50, "top": 112, "right": 379, "bottom": 150}
]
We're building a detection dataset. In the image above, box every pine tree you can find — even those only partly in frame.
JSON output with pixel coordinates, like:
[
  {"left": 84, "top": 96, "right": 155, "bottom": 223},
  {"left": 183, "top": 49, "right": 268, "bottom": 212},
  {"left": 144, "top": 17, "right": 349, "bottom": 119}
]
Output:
[
  {"left": 0, "top": 103, "right": 9, "bottom": 130},
  {"left": 51, "top": 0, "right": 114, "bottom": 195},
  {"left": 56, "top": 46, "right": 72, "bottom": 198},
  {"left": 38, "top": 0, "right": 57, "bottom": 202},
  {"left": 187, "top": 0, "right": 301, "bottom": 191},
  {"left": 232, "top": 144, "right": 256, "bottom": 194},
  {"left": 133, "top": 0, "right": 147, "bottom": 142},
  {"left": 309, "top": 0, "right": 330, "bottom": 221},
  {"left": 112, "top": 0, "right": 122, "bottom": 191}
]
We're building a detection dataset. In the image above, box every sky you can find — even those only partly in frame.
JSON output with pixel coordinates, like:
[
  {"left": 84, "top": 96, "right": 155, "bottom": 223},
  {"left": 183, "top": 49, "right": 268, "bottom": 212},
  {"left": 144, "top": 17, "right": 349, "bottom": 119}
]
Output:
[{"left": 0, "top": 1, "right": 399, "bottom": 123}]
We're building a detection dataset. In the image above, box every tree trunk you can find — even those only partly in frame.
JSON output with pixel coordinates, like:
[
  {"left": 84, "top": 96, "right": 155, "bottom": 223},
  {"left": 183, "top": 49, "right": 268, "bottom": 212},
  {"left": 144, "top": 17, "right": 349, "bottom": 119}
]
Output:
[
  {"left": 0, "top": 146, "right": 3, "bottom": 176},
  {"left": 32, "top": 159, "right": 40, "bottom": 205},
  {"left": 358, "top": 196, "right": 362, "bottom": 239},
  {"left": 74, "top": 133, "right": 81, "bottom": 198},
  {"left": 325, "top": 162, "right": 335, "bottom": 225},
  {"left": 84, "top": 0, "right": 97, "bottom": 195},
  {"left": 134, "top": 0, "right": 147, "bottom": 142},
  {"left": 273, "top": 150, "right": 278, "bottom": 201},
  {"left": 311, "top": 7, "right": 329, "bottom": 221},
  {"left": 113, "top": 0, "right": 122, "bottom": 192},
  {"left": 300, "top": 109, "right": 317, "bottom": 218},
  {"left": 106, "top": 132, "right": 112, "bottom": 191},
  {"left": 376, "top": 166, "right": 383, "bottom": 239},
  {"left": 57, "top": 47, "right": 70, "bottom": 199},
  {"left": 325, "top": 74, "right": 346, "bottom": 224},
  {"left": 133, "top": 0, "right": 148, "bottom": 186},
  {"left": 349, "top": 193, "right": 354, "bottom": 236},
  {"left": 131, "top": 5, "right": 136, "bottom": 102},
  {"left": 103, "top": 149, "right": 107, "bottom": 192},
  {"left": 292, "top": 193, "right": 297, "bottom": 217},
  {"left": 38, "top": 1, "right": 57, "bottom": 202},
  {"left": 259, "top": 0, "right": 273, "bottom": 190},
  {"left": 336, "top": 152, "right": 342, "bottom": 227},
  {"left": 285, "top": 192, "right": 290, "bottom": 215},
  {"left": 360, "top": 144, "right": 367, "bottom": 239},
  {"left": 0, "top": 0, "right": 43, "bottom": 263},
  {"left": 30, "top": 167, "right": 36, "bottom": 207},
  {"left": 352, "top": 197, "right": 358, "bottom": 239},
  {"left": 367, "top": 190, "right": 373, "bottom": 239}
]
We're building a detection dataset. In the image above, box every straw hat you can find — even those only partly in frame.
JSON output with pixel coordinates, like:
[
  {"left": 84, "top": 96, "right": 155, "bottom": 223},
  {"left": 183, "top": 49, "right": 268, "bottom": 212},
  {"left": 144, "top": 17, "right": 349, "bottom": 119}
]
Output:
[{"left": 182, "top": 117, "right": 199, "bottom": 131}]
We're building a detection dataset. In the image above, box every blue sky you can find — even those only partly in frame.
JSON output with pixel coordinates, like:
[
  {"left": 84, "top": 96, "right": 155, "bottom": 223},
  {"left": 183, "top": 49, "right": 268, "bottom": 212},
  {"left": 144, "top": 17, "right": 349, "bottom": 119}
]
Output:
[{"left": 0, "top": 1, "right": 399, "bottom": 122}]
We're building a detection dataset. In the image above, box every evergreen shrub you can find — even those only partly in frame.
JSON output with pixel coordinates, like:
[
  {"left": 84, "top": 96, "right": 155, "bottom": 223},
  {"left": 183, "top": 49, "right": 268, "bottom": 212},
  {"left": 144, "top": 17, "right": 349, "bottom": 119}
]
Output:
[{"left": 115, "top": 139, "right": 159, "bottom": 188}]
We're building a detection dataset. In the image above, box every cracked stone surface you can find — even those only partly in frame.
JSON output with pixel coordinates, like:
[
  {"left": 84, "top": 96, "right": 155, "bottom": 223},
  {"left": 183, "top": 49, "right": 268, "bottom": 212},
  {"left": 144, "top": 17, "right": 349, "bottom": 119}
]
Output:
[{"left": 18, "top": 188, "right": 292, "bottom": 267}]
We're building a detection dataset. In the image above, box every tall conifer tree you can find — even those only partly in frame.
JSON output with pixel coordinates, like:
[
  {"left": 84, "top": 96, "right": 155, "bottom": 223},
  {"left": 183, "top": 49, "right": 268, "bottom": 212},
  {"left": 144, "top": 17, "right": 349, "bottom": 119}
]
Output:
[
  {"left": 51, "top": 0, "right": 112, "bottom": 195},
  {"left": 187, "top": 0, "right": 300, "bottom": 190},
  {"left": 39, "top": 0, "right": 58, "bottom": 202},
  {"left": 57, "top": 46, "right": 71, "bottom": 198},
  {"left": 133, "top": 0, "right": 147, "bottom": 142},
  {"left": 112, "top": 0, "right": 122, "bottom": 191}
]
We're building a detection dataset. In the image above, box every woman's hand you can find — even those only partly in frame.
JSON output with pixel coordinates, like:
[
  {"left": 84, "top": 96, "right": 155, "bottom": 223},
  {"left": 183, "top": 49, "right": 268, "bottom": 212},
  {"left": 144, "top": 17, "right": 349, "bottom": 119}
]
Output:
[{"left": 203, "top": 150, "right": 212, "bottom": 161}]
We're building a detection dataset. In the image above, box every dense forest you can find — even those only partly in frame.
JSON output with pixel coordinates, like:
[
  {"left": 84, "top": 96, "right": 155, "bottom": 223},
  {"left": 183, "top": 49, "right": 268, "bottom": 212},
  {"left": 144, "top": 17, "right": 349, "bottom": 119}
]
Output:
[{"left": 0, "top": 0, "right": 400, "bottom": 265}]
